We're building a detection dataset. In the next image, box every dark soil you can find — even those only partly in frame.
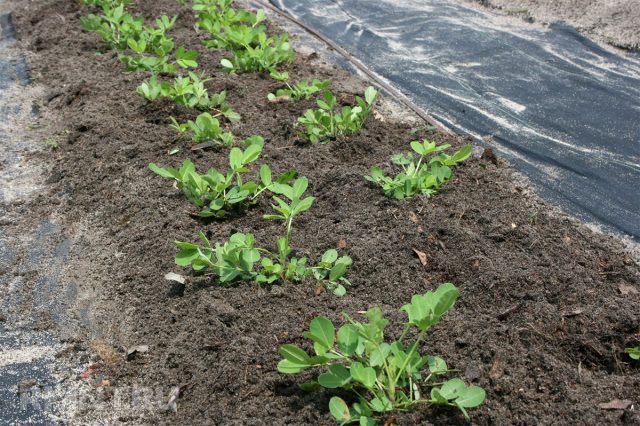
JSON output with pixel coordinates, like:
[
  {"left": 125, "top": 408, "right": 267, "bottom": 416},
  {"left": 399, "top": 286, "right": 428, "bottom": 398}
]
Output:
[{"left": 11, "top": 0, "right": 640, "bottom": 424}]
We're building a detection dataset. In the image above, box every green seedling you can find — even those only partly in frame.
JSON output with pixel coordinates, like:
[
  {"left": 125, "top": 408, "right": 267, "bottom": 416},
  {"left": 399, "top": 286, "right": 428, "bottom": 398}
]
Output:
[
  {"left": 175, "top": 176, "right": 352, "bottom": 293},
  {"left": 298, "top": 86, "right": 378, "bottom": 143},
  {"left": 311, "top": 249, "right": 353, "bottom": 297},
  {"left": 119, "top": 46, "right": 198, "bottom": 74},
  {"left": 136, "top": 75, "right": 164, "bottom": 101},
  {"left": 626, "top": 346, "right": 640, "bottom": 360},
  {"left": 366, "top": 140, "right": 471, "bottom": 199},
  {"left": 80, "top": 4, "right": 143, "bottom": 51},
  {"left": 149, "top": 138, "right": 293, "bottom": 217},
  {"left": 126, "top": 15, "right": 176, "bottom": 56},
  {"left": 278, "top": 283, "right": 486, "bottom": 424},
  {"left": 194, "top": 0, "right": 267, "bottom": 50},
  {"left": 268, "top": 71, "right": 330, "bottom": 101},
  {"left": 170, "top": 112, "right": 234, "bottom": 146},
  {"left": 220, "top": 33, "right": 295, "bottom": 74},
  {"left": 137, "top": 73, "right": 240, "bottom": 122}
]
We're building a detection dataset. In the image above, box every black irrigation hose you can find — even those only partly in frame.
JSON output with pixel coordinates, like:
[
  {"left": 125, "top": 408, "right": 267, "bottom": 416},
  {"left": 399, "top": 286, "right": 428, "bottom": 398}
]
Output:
[{"left": 254, "top": 0, "right": 452, "bottom": 134}]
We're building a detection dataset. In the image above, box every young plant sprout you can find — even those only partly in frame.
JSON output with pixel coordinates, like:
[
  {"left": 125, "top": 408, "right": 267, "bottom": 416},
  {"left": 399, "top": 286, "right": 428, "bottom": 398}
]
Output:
[
  {"left": 175, "top": 176, "right": 352, "bottom": 295},
  {"left": 268, "top": 71, "right": 330, "bottom": 101},
  {"left": 626, "top": 346, "right": 640, "bottom": 360},
  {"left": 149, "top": 137, "right": 290, "bottom": 217},
  {"left": 298, "top": 86, "right": 378, "bottom": 143},
  {"left": 137, "top": 73, "right": 240, "bottom": 122},
  {"left": 170, "top": 112, "right": 235, "bottom": 146},
  {"left": 278, "top": 283, "right": 486, "bottom": 424},
  {"left": 366, "top": 140, "right": 472, "bottom": 199}
]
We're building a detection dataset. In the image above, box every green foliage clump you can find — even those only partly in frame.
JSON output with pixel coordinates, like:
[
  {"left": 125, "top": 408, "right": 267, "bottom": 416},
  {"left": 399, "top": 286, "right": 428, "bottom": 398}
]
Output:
[
  {"left": 366, "top": 140, "right": 471, "bottom": 199},
  {"left": 81, "top": 5, "right": 197, "bottom": 74},
  {"left": 626, "top": 346, "right": 640, "bottom": 360},
  {"left": 298, "top": 87, "right": 378, "bottom": 143},
  {"left": 268, "top": 71, "right": 330, "bottom": 101},
  {"left": 278, "top": 283, "right": 486, "bottom": 424},
  {"left": 193, "top": 0, "right": 267, "bottom": 50},
  {"left": 170, "top": 112, "right": 235, "bottom": 146},
  {"left": 137, "top": 73, "right": 240, "bottom": 122},
  {"left": 220, "top": 33, "right": 295, "bottom": 74},
  {"left": 193, "top": 0, "right": 295, "bottom": 74},
  {"left": 175, "top": 176, "right": 352, "bottom": 294},
  {"left": 80, "top": 4, "right": 144, "bottom": 51},
  {"left": 149, "top": 138, "right": 293, "bottom": 217}
]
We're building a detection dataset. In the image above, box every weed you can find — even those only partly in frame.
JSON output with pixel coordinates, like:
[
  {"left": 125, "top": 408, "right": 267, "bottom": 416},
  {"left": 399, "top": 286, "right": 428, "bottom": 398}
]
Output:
[
  {"left": 298, "top": 87, "right": 378, "bottom": 143},
  {"left": 366, "top": 140, "right": 471, "bottom": 199},
  {"left": 278, "top": 283, "right": 485, "bottom": 424}
]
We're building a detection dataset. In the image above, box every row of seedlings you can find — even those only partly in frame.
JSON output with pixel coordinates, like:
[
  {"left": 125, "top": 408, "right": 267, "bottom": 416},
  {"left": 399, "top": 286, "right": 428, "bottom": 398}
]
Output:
[{"left": 79, "top": 0, "right": 485, "bottom": 423}]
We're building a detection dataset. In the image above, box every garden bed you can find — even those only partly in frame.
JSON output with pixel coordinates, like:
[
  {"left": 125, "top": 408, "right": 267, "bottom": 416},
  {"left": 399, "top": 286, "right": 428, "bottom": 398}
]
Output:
[{"left": 11, "top": 0, "right": 640, "bottom": 424}]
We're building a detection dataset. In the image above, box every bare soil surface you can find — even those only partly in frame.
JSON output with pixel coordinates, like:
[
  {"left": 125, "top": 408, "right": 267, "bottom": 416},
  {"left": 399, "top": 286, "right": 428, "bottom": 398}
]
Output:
[
  {"left": 9, "top": 0, "right": 640, "bottom": 424},
  {"left": 468, "top": 0, "right": 640, "bottom": 50}
]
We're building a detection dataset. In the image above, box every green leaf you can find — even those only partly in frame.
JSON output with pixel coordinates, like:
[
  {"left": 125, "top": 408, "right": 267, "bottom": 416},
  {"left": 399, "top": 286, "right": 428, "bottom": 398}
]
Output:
[
  {"left": 369, "top": 343, "right": 391, "bottom": 367},
  {"left": 292, "top": 177, "right": 309, "bottom": 198},
  {"left": 350, "top": 362, "right": 376, "bottom": 388},
  {"left": 277, "top": 359, "right": 308, "bottom": 374},
  {"left": 318, "top": 364, "right": 351, "bottom": 388},
  {"left": 449, "top": 144, "right": 472, "bottom": 164},
  {"left": 229, "top": 147, "right": 243, "bottom": 170},
  {"left": 439, "top": 378, "right": 465, "bottom": 400},
  {"left": 455, "top": 386, "right": 486, "bottom": 408},
  {"left": 370, "top": 395, "right": 392, "bottom": 412},
  {"left": 279, "top": 344, "right": 311, "bottom": 365},
  {"left": 260, "top": 164, "right": 272, "bottom": 186},
  {"left": 364, "top": 86, "right": 378, "bottom": 105},
  {"left": 322, "top": 249, "right": 338, "bottom": 264},
  {"left": 149, "top": 163, "right": 177, "bottom": 179},
  {"left": 242, "top": 143, "right": 262, "bottom": 164},
  {"left": 308, "top": 316, "right": 335, "bottom": 349},
  {"left": 410, "top": 140, "right": 426, "bottom": 155},
  {"left": 329, "top": 262, "right": 348, "bottom": 281},
  {"left": 220, "top": 58, "right": 234, "bottom": 69},
  {"left": 337, "top": 324, "right": 359, "bottom": 355},
  {"left": 292, "top": 196, "right": 314, "bottom": 215},
  {"left": 433, "top": 282, "right": 459, "bottom": 317},
  {"left": 333, "top": 284, "right": 347, "bottom": 297},
  {"left": 329, "top": 397, "right": 351, "bottom": 422},
  {"left": 427, "top": 356, "right": 448, "bottom": 374}
]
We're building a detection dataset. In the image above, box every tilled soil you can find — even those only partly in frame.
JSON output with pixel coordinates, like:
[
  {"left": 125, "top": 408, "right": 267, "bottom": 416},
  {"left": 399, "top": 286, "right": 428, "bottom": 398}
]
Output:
[
  {"left": 10, "top": 0, "right": 640, "bottom": 424},
  {"left": 468, "top": 0, "right": 640, "bottom": 51}
]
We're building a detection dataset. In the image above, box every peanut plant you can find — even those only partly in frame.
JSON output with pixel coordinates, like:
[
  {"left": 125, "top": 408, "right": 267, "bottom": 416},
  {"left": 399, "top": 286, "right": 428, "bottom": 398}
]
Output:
[
  {"left": 366, "top": 140, "right": 471, "bottom": 199},
  {"left": 298, "top": 87, "right": 378, "bottom": 143},
  {"left": 137, "top": 73, "right": 240, "bottom": 122},
  {"left": 80, "top": 4, "right": 143, "bottom": 51},
  {"left": 278, "top": 283, "right": 485, "bottom": 424},
  {"left": 149, "top": 138, "right": 295, "bottom": 217},
  {"left": 220, "top": 33, "right": 295, "bottom": 74},
  {"left": 81, "top": 4, "right": 198, "bottom": 74},
  {"left": 194, "top": 0, "right": 267, "bottom": 50},
  {"left": 170, "top": 112, "right": 234, "bottom": 146},
  {"left": 626, "top": 346, "right": 640, "bottom": 360},
  {"left": 268, "top": 71, "right": 330, "bottom": 101},
  {"left": 175, "top": 177, "right": 352, "bottom": 295}
]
